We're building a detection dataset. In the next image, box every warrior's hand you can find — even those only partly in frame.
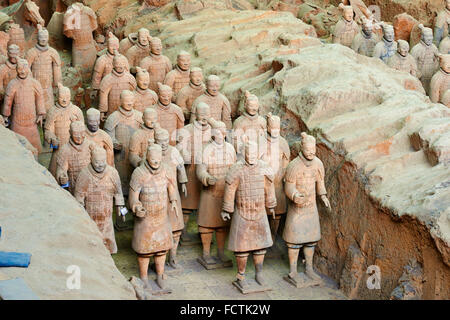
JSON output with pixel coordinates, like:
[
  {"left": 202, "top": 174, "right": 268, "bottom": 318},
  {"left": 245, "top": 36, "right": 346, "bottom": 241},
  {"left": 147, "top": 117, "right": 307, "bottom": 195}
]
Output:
[
  {"left": 51, "top": 137, "right": 60, "bottom": 148},
  {"left": 181, "top": 183, "right": 187, "bottom": 197},
  {"left": 171, "top": 200, "right": 179, "bottom": 217},
  {"left": 113, "top": 141, "right": 123, "bottom": 151},
  {"left": 135, "top": 206, "right": 146, "bottom": 218},
  {"left": 268, "top": 208, "right": 276, "bottom": 219},
  {"left": 90, "top": 89, "right": 98, "bottom": 100},
  {"left": 36, "top": 115, "right": 44, "bottom": 127},
  {"left": 207, "top": 176, "right": 217, "bottom": 186},
  {"left": 293, "top": 192, "right": 305, "bottom": 204},
  {"left": 3, "top": 116, "right": 9, "bottom": 127},
  {"left": 221, "top": 211, "right": 231, "bottom": 221},
  {"left": 58, "top": 172, "right": 68, "bottom": 185},
  {"left": 117, "top": 205, "right": 128, "bottom": 222},
  {"left": 321, "top": 195, "right": 331, "bottom": 212},
  {"left": 100, "top": 112, "right": 107, "bottom": 122}
]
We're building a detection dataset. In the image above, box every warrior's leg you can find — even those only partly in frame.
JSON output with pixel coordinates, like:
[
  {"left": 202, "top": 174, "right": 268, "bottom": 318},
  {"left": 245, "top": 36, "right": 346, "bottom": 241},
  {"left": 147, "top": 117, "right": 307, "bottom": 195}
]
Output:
[
  {"left": 198, "top": 226, "right": 215, "bottom": 264},
  {"left": 253, "top": 249, "right": 267, "bottom": 286},
  {"left": 304, "top": 242, "right": 321, "bottom": 281},
  {"left": 181, "top": 209, "right": 194, "bottom": 241},
  {"left": 269, "top": 214, "right": 282, "bottom": 241},
  {"left": 169, "top": 230, "right": 182, "bottom": 269},
  {"left": 287, "top": 243, "right": 301, "bottom": 280},
  {"left": 154, "top": 251, "right": 167, "bottom": 289},
  {"left": 216, "top": 227, "right": 231, "bottom": 263},
  {"left": 235, "top": 252, "right": 249, "bottom": 288},
  {"left": 137, "top": 254, "right": 151, "bottom": 288}
]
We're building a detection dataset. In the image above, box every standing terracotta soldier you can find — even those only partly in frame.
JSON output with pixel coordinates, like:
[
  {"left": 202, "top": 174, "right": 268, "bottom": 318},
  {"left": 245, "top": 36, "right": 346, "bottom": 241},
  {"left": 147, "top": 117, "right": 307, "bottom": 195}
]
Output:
[
  {"left": 190, "top": 75, "right": 232, "bottom": 129},
  {"left": 177, "top": 102, "right": 211, "bottom": 244},
  {"left": 125, "top": 28, "right": 151, "bottom": 73},
  {"left": 153, "top": 82, "right": 184, "bottom": 146},
  {"left": 129, "top": 107, "right": 159, "bottom": 168},
  {"left": 155, "top": 128, "right": 187, "bottom": 269},
  {"left": 104, "top": 90, "right": 143, "bottom": 196},
  {"left": 75, "top": 147, "right": 125, "bottom": 254},
  {"left": 351, "top": 17, "right": 378, "bottom": 57},
  {"left": 439, "top": 19, "right": 450, "bottom": 54},
  {"left": 430, "top": 54, "right": 450, "bottom": 104},
  {"left": 133, "top": 67, "right": 157, "bottom": 113},
  {"left": 164, "top": 50, "right": 191, "bottom": 102},
  {"left": 63, "top": 1, "right": 98, "bottom": 80},
  {"left": 119, "top": 32, "right": 138, "bottom": 55},
  {"left": 91, "top": 32, "right": 121, "bottom": 98},
  {"left": 373, "top": 23, "right": 397, "bottom": 63},
  {"left": 129, "top": 143, "right": 178, "bottom": 290},
  {"left": 434, "top": 0, "right": 450, "bottom": 46},
  {"left": 196, "top": 119, "right": 236, "bottom": 268},
  {"left": 139, "top": 37, "right": 171, "bottom": 92},
  {"left": 45, "top": 83, "right": 84, "bottom": 176},
  {"left": 387, "top": 40, "right": 419, "bottom": 77},
  {"left": 26, "top": 25, "right": 62, "bottom": 113},
  {"left": 232, "top": 91, "right": 266, "bottom": 157},
  {"left": 332, "top": 3, "right": 360, "bottom": 48},
  {"left": 176, "top": 67, "right": 205, "bottom": 122},
  {"left": 259, "top": 113, "right": 290, "bottom": 241},
  {"left": 0, "top": 44, "right": 20, "bottom": 100},
  {"left": 99, "top": 51, "right": 136, "bottom": 120},
  {"left": 411, "top": 25, "right": 440, "bottom": 94},
  {"left": 56, "top": 121, "right": 94, "bottom": 194},
  {"left": 85, "top": 108, "right": 115, "bottom": 167},
  {"left": 221, "top": 140, "right": 276, "bottom": 292},
  {"left": 2, "top": 59, "right": 45, "bottom": 153},
  {"left": 283, "top": 132, "right": 331, "bottom": 286}
]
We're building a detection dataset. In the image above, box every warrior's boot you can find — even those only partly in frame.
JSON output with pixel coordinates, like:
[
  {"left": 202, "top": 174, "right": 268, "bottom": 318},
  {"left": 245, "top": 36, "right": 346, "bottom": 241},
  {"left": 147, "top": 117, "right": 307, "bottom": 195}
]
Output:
[
  {"left": 216, "top": 227, "right": 231, "bottom": 264},
  {"left": 154, "top": 253, "right": 166, "bottom": 289},
  {"left": 235, "top": 254, "right": 249, "bottom": 288},
  {"left": 254, "top": 253, "right": 266, "bottom": 286},
  {"left": 304, "top": 245, "right": 321, "bottom": 281},
  {"left": 200, "top": 230, "right": 215, "bottom": 264},
  {"left": 287, "top": 246, "right": 300, "bottom": 281},
  {"left": 169, "top": 231, "right": 181, "bottom": 269},
  {"left": 137, "top": 256, "right": 150, "bottom": 288}
]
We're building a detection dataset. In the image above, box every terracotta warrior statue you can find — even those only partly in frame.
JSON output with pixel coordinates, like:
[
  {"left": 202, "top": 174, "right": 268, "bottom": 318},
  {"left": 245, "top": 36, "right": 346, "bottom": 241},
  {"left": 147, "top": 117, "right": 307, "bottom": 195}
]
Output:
[
  {"left": 104, "top": 90, "right": 143, "bottom": 196},
  {"left": 434, "top": 0, "right": 450, "bottom": 46},
  {"left": 387, "top": 40, "right": 419, "bottom": 77},
  {"left": 129, "top": 107, "right": 159, "bottom": 168},
  {"left": 91, "top": 32, "right": 121, "bottom": 97},
  {"left": 283, "top": 132, "right": 331, "bottom": 285},
  {"left": 164, "top": 50, "right": 191, "bottom": 102},
  {"left": 85, "top": 108, "right": 114, "bottom": 167},
  {"left": 26, "top": 25, "right": 62, "bottom": 113},
  {"left": 177, "top": 102, "right": 211, "bottom": 244},
  {"left": 75, "top": 147, "right": 125, "bottom": 254},
  {"left": 190, "top": 75, "right": 232, "bottom": 129},
  {"left": 139, "top": 37, "right": 171, "bottom": 92},
  {"left": 430, "top": 53, "right": 450, "bottom": 104},
  {"left": 333, "top": 3, "right": 360, "bottom": 48},
  {"left": 119, "top": 31, "right": 138, "bottom": 55},
  {"left": 176, "top": 67, "right": 205, "bottom": 122},
  {"left": 125, "top": 28, "right": 151, "bottom": 73},
  {"left": 155, "top": 128, "right": 187, "bottom": 269},
  {"left": 2, "top": 58, "right": 45, "bottom": 153},
  {"left": 0, "top": 44, "right": 20, "bottom": 100},
  {"left": 99, "top": 51, "right": 136, "bottom": 120},
  {"left": 351, "top": 17, "right": 378, "bottom": 57},
  {"left": 133, "top": 67, "right": 157, "bottom": 113},
  {"left": 411, "top": 24, "right": 440, "bottom": 94},
  {"left": 129, "top": 143, "right": 178, "bottom": 289},
  {"left": 232, "top": 91, "right": 267, "bottom": 157},
  {"left": 153, "top": 82, "right": 184, "bottom": 146},
  {"left": 63, "top": 1, "right": 98, "bottom": 80},
  {"left": 196, "top": 119, "right": 236, "bottom": 268},
  {"left": 56, "top": 120, "right": 94, "bottom": 194},
  {"left": 259, "top": 113, "right": 290, "bottom": 241},
  {"left": 45, "top": 83, "right": 84, "bottom": 176},
  {"left": 221, "top": 140, "right": 276, "bottom": 291},
  {"left": 439, "top": 19, "right": 450, "bottom": 54},
  {"left": 373, "top": 23, "right": 397, "bottom": 63}
]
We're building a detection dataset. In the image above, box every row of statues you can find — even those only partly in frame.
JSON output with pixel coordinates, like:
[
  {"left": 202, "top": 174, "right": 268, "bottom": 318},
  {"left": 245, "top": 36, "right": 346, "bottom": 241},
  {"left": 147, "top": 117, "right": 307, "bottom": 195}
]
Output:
[{"left": 332, "top": 1, "right": 450, "bottom": 105}]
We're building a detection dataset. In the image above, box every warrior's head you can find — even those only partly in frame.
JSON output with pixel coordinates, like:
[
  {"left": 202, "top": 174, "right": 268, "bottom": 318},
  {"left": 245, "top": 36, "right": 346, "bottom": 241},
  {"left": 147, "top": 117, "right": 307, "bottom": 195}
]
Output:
[
  {"left": 112, "top": 50, "right": 128, "bottom": 74},
  {"left": 418, "top": 24, "right": 433, "bottom": 47},
  {"left": 177, "top": 50, "right": 191, "bottom": 71},
  {"left": 143, "top": 107, "right": 158, "bottom": 130},
  {"left": 244, "top": 91, "right": 259, "bottom": 116},
  {"left": 37, "top": 24, "right": 49, "bottom": 47},
  {"left": 157, "top": 82, "right": 173, "bottom": 106},
  {"left": 339, "top": 3, "right": 354, "bottom": 23},
  {"left": 154, "top": 128, "right": 169, "bottom": 152},
  {"left": 361, "top": 17, "right": 373, "bottom": 37},
  {"left": 397, "top": 40, "right": 410, "bottom": 57},
  {"left": 146, "top": 143, "right": 162, "bottom": 170},
  {"left": 91, "top": 147, "right": 107, "bottom": 173},
  {"left": 195, "top": 102, "right": 211, "bottom": 127},
  {"left": 267, "top": 112, "right": 280, "bottom": 138},
  {"left": 244, "top": 139, "right": 258, "bottom": 166},
  {"left": 190, "top": 67, "right": 203, "bottom": 86},
  {"left": 206, "top": 75, "right": 220, "bottom": 96},
  {"left": 107, "top": 32, "right": 119, "bottom": 55},
  {"left": 381, "top": 23, "right": 395, "bottom": 42},
  {"left": 437, "top": 53, "right": 450, "bottom": 73},
  {"left": 136, "top": 67, "right": 150, "bottom": 90},
  {"left": 70, "top": 121, "right": 86, "bottom": 145},
  {"left": 7, "top": 44, "right": 20, "bottom": 64},
  {"left": 120, "top": 90, "right": 135, "bottom": 111},
  {"left": 300, "top": 132, "right": 316, "bottom": 161},
  {"left": 446, "top": 0, "right": 450, "bottom": 11},
  {"left": 86, "top": 108, "right": 100, "bottom": 133},
  {"left": 210, "top": 119, "right": 226, "bottom": 145},
  {"left": 57, "top": 83, "right": 71, "bottom": 107},
  {"left": 137, "top": 28, "right": 150, "bottom": 47},
  {"left": 16, "top": 59, "right": 30, "bottom": 79},
  {"left": 150, "top": 37, "right": 162, "bottom": 55}
]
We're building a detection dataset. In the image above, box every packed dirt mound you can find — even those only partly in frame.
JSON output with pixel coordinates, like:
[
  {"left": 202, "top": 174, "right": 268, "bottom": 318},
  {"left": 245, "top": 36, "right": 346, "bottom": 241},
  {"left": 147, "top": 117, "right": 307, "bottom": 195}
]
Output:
[{"left": 0, "top": 126, "right": 136, "bottom": 299}]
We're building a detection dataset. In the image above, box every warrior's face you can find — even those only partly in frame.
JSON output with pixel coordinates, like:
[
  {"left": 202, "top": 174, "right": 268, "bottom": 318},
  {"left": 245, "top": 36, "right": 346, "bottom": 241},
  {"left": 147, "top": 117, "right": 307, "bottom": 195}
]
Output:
[
  {"left": 121, "top": 93, "right": 135, "bottom": 111},
  {"left": 362, "top": 23, "right": 372, "bottom": 36},
  {"left": 143, "top": 111, "right": 158, "bottom": 129},
  {"left": 398, "top": 43, "right": 409, "bottom": 57},
  {"left": 302, "top": 143, "right": 316, "bottom": 161},
  {"left": 113, "top": 58, "right": 126, "bottom": 74},
  {"left": 441, "top": 56, "right": 450, "bottom": 73},
  {"left": 107, "top": 39, "right": 119, "bottom": 55},
  {"left": 92, "top": 152, "right": 107, "bottom": 173},
  {"left": 58, "top": 89, "right": 71, "bottom": 107},
  {"left": 138, "top": 29, "right": 149, "bottom": 47},
  {"left": 158, "top": 89, "right": 172, "bottom": 106},
  {"left": 17, "top": 61, "right": 29, "bottom": 79},
  {"left": 245, "top": 143, "right": 258, "bottom": 165},
  {"left": 446, "top": 0, "right": 450, "bottom": 11},
  {"left": 384, "top": 28, "right": 395, "bottom": 42},
  {"left": 71, "top": 128, "right": 85, "bottom": 145},
  {"left": 177, "top": 55, "right": 191, "bottom": 71},
  {"left": 246, "top": 99, "right": 259, "bottom": 116},
  {"left": 267, "top": 121, "right": 280, "bottom": 138},
  {"left": 196, "top": 106, "right": 210, "bottom": 127},
  {"left": 8, "top": 47, "right": 19, "bottom": 64},
  {"left": 212, "top": 127, "right": 226, "bottom": 144},
  {"left": 156, "top": 136, "right": 169, "bottom": 152},
  {"left": 87, "top": 116, "right": 100, "bottom": 133},
  {"left": 38, "top": 32, "right": 49, "bottom": 47},
  {"left": 422, "top": 32, "right": 433, "bottom": 46},
  {"left": 137, "top": 74, "right": 149, "bottom": 90},
  {"left": 151, "top": 40, "right": 162, "bottom": 55},
  {"left": 207, "top": 80, "right": 220, "bottom": 96},
  {"left": 343, "top": 9, "right": 353, "bottom": 22},
  {"left": 191, "top": 71, "right": 203, "bottom": 86},
  {"left": 147, "top": 148, "right": 162, "bottom": 169}
]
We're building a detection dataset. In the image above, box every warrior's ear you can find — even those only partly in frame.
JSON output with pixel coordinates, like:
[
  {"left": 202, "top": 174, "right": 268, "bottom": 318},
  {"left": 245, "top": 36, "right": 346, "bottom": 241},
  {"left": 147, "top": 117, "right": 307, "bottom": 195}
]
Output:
[
  {"left": 242, "top": 134, "right": 249, "bottom": 144},
  {"left": 338, "top": 3, "right": 345, "bottom": 10}
]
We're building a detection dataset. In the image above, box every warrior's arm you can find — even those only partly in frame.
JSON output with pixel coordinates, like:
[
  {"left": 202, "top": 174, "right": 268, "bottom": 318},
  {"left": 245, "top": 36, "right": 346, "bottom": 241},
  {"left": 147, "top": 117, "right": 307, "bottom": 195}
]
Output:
[
  {"left": 44, "top": 116, "right": 57, "bottom": 144},
  {"left": 2, "top": 85, "right": 15, "bottom": 117},
  {"left": 98, "top": 82, "right": 110, "bottom": 113},
  {"left": 430, "top": 74, "right": 441, "bottom": 103},
  {"left": 196, "top": 163, "right": 211, "bottom": 186},
  {"left": 74, "top": 172, "right": 88, "bottom": 206},
  {"left": 91, "top": 60, "right": 104, "bottom": 90},
  {"left": 264, "top": 174, "right": 277, "bottom": 209},
  {"left": 223, "top": 170, "right": 239, "bottom": 213},
  {"left": 112, "top": 169, "right": 125, "bottom": 206},
  {"left": 52, "top": 54, "right": 62, "bottom": 87},
  {"left": 222, "top": 100, "right": 232, "bottom": 129},
  {"left": 35, "top": 83, "right": 46, "bottom": 117}
]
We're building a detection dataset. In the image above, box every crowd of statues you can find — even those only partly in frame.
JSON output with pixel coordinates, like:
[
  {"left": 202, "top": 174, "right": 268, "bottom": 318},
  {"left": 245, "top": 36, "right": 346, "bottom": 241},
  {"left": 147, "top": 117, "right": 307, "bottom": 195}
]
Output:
[
  {"left": 0, "top": 0, "right": 447, "bottom": 295},
  {"left": 333, "top": 0, "right": 450, "bottom": 106}
]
